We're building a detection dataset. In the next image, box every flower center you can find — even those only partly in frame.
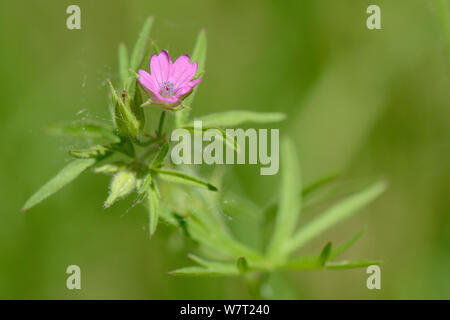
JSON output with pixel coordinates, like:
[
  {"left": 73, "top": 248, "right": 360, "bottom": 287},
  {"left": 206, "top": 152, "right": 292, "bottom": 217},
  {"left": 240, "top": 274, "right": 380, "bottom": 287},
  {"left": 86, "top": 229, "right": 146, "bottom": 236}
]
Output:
[{"left": 159, "top": 81, "right": 176, "bottom": 98}]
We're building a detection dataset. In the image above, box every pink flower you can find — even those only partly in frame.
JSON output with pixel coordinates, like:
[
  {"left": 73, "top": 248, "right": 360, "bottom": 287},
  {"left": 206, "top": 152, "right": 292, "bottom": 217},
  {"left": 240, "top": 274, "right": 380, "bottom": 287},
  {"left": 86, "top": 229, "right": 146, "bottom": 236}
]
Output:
[{"left": 138, "top": 50, "right": 202, "bottom": 109}]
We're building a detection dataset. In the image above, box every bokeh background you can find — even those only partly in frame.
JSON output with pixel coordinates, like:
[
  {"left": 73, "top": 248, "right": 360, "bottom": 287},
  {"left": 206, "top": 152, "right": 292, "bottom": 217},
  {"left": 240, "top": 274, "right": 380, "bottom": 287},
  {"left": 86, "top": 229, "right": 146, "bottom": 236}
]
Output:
[{"left": 0, "top": 0, "right": 449, "bottom": 299}]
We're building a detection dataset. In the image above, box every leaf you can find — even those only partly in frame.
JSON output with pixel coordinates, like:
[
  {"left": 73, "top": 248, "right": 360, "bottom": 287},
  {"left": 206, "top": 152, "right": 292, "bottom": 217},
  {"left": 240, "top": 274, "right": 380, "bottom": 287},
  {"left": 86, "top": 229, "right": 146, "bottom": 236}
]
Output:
[
  {"left": 118, "top": 43, "right": 129, "bottom": 86},
  {"left": 263, "top": 171, "right": 339, "bottom": 218},
  {"left": 318, "top": 242, "right": 332, "bottom": 266},
  {"left": 137, "top": 173, "right": 152, "bottom": 195},
  {"left": 155, "top": 169, "right": 218, "bottom": 191},
  {"left": 283, "top": 257, "right": 380, "bottom": 271},
  {"left": 175, "top": 29, "right": 207, "bottom": 128},
  {"left": 168, "top": 266, "right": 238, "bottom": 276},
  {"left": 151, "top": 39, "right": 160, "bottom": 55},
  {"left": 158, "top": 203, "right": 179, "bottom": 226},
  {"left": 46, "top": 122, "right": 120, "bottom": 143},
  {"left": 170, "top": 254, "right": 239, "bottom": 276},
  {"left": 191, "top": 29, "right": 207, "bottom": 77},
  {"left": 285, "top": 181, "right": 387, "bottom": 254},
  {"left": 22, "top": 159, "right": 96, "bottom": 211},
  {"left": 129, "top": 17, "right": 153, "bottom": 73},
  {"left": 187, "top": 254, "right": 238, "bottom": 271},
  {"left": 186, "top": 253, "right": 214, "bottom": 267},
  {"left": 236, "top": 257, "right": 249, "bottom": 274},
  {"left": 184, "top": 126, "right": 239, "bottom": 152},
  {"left": 283, "top": 256, "right": 322, "bottom": 270},
  {"left": 110, "top": 139, "right": 136, "bottom": 158},
  {"left": 266, "top": 137, "right": 301, "bottom": 262},
  {"left": 151, "top": 142, "right": 169, "bottom": 169},
  {"left": 186, "top": 110, "right": 286, "bottom": 128},
  {"left": 325, "top": 260, "right": 381, "bottom": 270},
  {"left": 147, "top": 183, "right": 159, "bottom": 237},
  {"left": 302, "top": 172, "right": 340, "bottom": 198},
  {"left": 329, "top": 229, "right": 364, "bottom": 260},
  {"left": 127, "top": 17, "right": 154, "bottom": 98}
]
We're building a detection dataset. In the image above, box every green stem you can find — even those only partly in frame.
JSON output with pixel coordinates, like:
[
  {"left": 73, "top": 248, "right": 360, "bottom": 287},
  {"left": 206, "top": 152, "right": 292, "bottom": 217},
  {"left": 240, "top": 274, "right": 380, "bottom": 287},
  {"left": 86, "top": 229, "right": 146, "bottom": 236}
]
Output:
[{"left": 157, "top": 111, "right": 166, "bottom": 138}]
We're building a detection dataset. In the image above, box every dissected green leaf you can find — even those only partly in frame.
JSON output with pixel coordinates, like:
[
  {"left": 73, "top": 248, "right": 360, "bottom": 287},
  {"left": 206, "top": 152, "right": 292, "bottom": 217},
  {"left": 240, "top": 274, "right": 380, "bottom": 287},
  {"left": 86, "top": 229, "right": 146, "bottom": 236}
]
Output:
[
  {"left": 266, "top": 137, "right": 301, "bottom": 262},
  {"left": 283, "top": 257, "right": 379, "bottom": 271},
  {"left": 169, "top": 266, "right": 238, "bottom": 276},
  {"left": 151, "top": 39, "right": 160, "bottom": 55},
  {"left": 191, "top": 29, "right": 207, "bottom": 77},
  {"left": 155, "top": 169, "right": 218, "bottom": 191},
  {"left": 325, "top": 260, "right": 381, "bottom": 270},
  {"left": 237, "top": 257, "right": 249, "bottom": 274},
  {"left": 285, "top": 181, "right": 387, "bottom": 253},
  {"left": 176, "top": 29, "right": 207, "bottom": 128},
  {"left": 151, "top": 142, "right": 169, "bottom": 169},
  {"left": 183, "top": 216, "right": 264, "bottom": 263},
  {"left": 170, "top": 254, "right": 239, "bottom": 276},
  {"left": 330, "top": 229, "right": 364, "bottom": 260},
  {"left": 110, "top": 139, "right": 136, "bottom": 158},
  {"left": 137, "top": 173, "right": 152, "bottom": 195},
  {"left": 187, "top": 254, "right": 240, "bottom": 271},
  {"left": 147, "top": 183, "right": 159, "bottom": 236},
  {"left": 318, "top": 242, "right": 332, "bottom": 266},
  {"left": 118, "top": 43, "right": 129, "bottom": 87},
  {"left": 127, "top": 16, "right": 153, "bottom": 99},
  {"left": 186, "top": 110, "right": 286, "bottom": 128},
  {"left": 263, "top": 171, "right": 340, "bottom": 220},
  {"left": 158, "top": 203, "right": 179, "bottom": 226},
  {"left": 302, "top": 172, "right": 340, "bottom": 198},
  {"left": 283, "top": 256, "right": 322, "bottom": 270},
  {"left": 183, "top": 126, "right": 239, "bottom": 153},
  {"left": 129, "top": 17, "right": 153, "bottom": 73},
  {"left": 46, "top": 122, "right": 120, "bottom": 143},
  {"left": 22, "top": 159, "right": 96, "bottom": 211}
]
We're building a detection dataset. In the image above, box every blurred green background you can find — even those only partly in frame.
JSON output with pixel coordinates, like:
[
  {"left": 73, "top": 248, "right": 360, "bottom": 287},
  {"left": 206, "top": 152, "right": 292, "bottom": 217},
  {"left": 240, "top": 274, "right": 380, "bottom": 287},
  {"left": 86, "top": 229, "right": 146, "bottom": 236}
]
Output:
[{"left": 0, "top": 0, "right": 449, "bottom": 299}]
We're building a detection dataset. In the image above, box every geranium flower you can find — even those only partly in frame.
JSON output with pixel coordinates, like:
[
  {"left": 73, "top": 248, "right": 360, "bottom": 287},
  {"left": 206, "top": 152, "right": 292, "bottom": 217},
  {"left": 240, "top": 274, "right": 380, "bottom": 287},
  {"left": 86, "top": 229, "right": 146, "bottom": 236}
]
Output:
[{"left": 138, "top": 50, "right": 202, "bottom": 109}]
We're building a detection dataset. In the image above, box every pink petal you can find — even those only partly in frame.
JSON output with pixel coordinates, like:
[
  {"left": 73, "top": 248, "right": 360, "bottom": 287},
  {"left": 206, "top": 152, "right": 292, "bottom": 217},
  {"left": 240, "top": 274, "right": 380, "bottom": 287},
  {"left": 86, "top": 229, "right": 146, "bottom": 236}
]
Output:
[
  {"left": 169, "top": 55, "right": 198, "bottom": 89},
  {"left": 174, "top": 78, "right": 202, "bottom": 98},
  {"left": 138, "top": 70, "right": 159, "bottom": 95},
  {"left": 150, "top": 50, "right": 172, "bottom": 85},
  {"left": 153, "top": 93, "right": 178, "bottom": 104}
]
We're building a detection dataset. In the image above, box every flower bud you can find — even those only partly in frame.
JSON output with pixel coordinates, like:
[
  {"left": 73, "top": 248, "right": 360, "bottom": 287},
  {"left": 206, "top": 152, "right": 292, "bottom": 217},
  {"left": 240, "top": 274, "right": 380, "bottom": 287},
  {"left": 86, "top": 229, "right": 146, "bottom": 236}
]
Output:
[
  {"left": 104, "top": 170, "right": 136, "bottom": 208},
  {"left": 69, "top": 145, "right": 111, "bottom": 159},
  {"left": 109, "top": 80, "right": 141, "bottom": 138},
  {"left": 93, "top": 162, "right": 126, "bottom": 174}
]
